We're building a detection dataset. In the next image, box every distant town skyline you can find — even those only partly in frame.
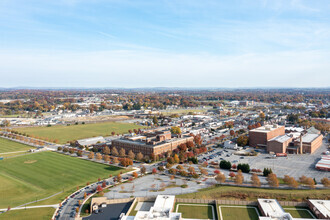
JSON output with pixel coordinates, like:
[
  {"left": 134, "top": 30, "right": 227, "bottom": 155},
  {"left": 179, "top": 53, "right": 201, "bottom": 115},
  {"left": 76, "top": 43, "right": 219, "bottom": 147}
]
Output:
[{"left": 1, "top": 0, "right": 330, "bottom": 87}]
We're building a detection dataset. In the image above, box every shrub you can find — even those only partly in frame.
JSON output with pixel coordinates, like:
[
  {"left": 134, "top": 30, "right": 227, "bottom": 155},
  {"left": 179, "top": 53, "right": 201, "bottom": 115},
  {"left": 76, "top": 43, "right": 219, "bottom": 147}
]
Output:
[
  {"left": 263, "top": 168, "right": 272, "bottom": 177},
  {"left": 237, "top": 163, "right": 250, "bottom": 173},
  {"left": 220, "top": 160, "right": 231, "bottom": 169}
]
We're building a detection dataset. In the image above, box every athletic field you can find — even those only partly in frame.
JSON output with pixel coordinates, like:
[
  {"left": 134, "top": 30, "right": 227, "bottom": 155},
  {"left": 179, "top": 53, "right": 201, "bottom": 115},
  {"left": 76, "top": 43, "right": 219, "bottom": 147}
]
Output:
[
  {"left": 0, "top": 137, "right": 33, "bottom": 154},
  {"left": 219, "top": 205, "right": 260, "bottom": 220},
  {"left": 0, "top": 151, "right": 123, "bottom": 208},
  {"left": 14, "top": 122, "right": 145, "bottom": 143},
  {"left": 0, "top": 207, "right": 54, "bottom": 220},
  {"left": 175, "top": 203, "right": 215, "bottom": 219},
  {"left": 283, "top": 207, "right": 316, "bottom": 218}
]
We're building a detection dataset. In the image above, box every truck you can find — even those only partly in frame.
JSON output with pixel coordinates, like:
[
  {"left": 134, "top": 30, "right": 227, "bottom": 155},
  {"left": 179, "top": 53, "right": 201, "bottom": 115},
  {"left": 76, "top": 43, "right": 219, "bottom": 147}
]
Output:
[{"left": 275, "top": 153, "right": 287, "bottom": 157}]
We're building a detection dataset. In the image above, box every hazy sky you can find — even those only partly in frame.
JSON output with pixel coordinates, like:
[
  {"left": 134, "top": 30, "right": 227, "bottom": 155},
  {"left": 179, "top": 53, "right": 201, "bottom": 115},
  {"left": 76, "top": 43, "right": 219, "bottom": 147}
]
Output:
[{"left": 0, "top": 0, "right": 330, "bottom": 88}]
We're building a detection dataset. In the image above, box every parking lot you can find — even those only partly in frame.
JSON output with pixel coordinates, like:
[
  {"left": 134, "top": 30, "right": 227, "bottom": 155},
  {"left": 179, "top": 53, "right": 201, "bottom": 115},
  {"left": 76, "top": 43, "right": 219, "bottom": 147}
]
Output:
[
  {"left": 83, "top": 202, "right": 132, "bottom": 220},
  {"left": 198, "top": 139, "right": 330, "bottom": 182}
]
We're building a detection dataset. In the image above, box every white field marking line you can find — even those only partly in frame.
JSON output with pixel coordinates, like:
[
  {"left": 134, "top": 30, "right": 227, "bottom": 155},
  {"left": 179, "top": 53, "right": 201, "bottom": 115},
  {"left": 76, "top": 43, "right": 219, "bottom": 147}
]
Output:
[
  {"left": 218, "top": 205, "right": 260, "bottom": 220},
  {"left": 175, "top": 204, "right": 215, "bottom": 220},
  {"left": 283, "top": 208, "right": 316, "bottom": 219},
  {"left": 0, "top": 150, "right": 27, "bottom": 155}
]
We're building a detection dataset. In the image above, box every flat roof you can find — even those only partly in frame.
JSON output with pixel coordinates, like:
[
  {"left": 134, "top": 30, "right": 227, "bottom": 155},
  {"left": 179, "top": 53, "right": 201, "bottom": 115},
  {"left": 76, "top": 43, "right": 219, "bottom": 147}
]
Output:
[
  {"left": 258, "top": 199, "right": 286, "bottom": 217},
  {"left": 302, "top": 133, "right": 320, "bottom": 143},
  {"left": 268, "top": 135, "right": 292, "bottom": 143},
  {"left": 309, "top": 200, "right": 330, "bottom": 218},
  {"left": 113, "top": 135, "right": 192, "bottom": 148},
  {"left": 250, "top": 125, "right": 283, "bottom": 133}
]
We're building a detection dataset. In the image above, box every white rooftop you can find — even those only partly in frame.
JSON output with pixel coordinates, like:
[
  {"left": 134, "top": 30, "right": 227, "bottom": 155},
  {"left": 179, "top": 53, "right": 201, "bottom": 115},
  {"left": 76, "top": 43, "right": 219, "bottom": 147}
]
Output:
[
  {"left": 268, "top": 135, "right": 292, "bottom": 143},
  {"left": 125, "top": 195, "right": 181, "bottom": 220},
  {"left": 309, "top": 200, "right": 330, "bottom": 218},
  {"left": 251, "top": 125, "right": 283, "bottom": 133},
  {"left": 258, "top": 199, "right": 290, "bottom": 219},
  {"left": 302, "top": 133, "right": 320, "bottom": 143}
]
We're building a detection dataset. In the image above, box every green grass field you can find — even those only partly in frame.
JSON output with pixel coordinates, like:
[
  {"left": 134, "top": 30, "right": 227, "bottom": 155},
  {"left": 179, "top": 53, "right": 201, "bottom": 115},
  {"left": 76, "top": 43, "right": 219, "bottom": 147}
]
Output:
[
  {"left": 219, "top": 206, "right": 259, "bottom": 220},
  {"left": 14, "top": 122, "right": 145, "bottom": 144},
  {"left": 0, "top": 207, "right": 55, "bottom": 220},
  {"left": 0, "top": 137, "right": 33, "bottom": 154},
  {"left": 0, "top": 151, "right": 123, "bottom": 208},
  {"left": 283, "top": 207, "right": 315, "bottom": 218},
  {"left": 176, "top": 203, "right": 214, "bottom": 219},
  {"left": 177, "top": 185, "right": 330, "bottom": 201}
]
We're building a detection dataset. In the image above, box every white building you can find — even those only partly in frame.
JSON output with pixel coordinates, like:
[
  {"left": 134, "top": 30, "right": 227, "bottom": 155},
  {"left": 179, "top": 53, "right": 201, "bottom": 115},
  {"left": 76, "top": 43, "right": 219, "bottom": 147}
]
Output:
[
  {"left": 224, "top": 140, "right": 239, "bottom": 150},
  {"left": 121, "top": 195, "right": 181, "bottom": 220}
]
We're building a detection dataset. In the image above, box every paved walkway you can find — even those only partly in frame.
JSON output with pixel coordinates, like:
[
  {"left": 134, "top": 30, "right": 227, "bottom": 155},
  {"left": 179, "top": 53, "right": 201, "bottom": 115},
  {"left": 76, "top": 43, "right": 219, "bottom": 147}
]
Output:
[{"left": 0, "top": 204, "right": 58, "bottom": 211}]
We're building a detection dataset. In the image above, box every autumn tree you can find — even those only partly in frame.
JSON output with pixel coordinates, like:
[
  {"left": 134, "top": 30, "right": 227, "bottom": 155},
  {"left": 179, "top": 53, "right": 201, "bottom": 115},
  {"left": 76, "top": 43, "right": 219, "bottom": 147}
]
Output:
[
  {"left": 96, "top": 153, "right": 102, "bottom": 160},
  {"left": 136, "top": 152, "right": 144, "bottom": 161},
  {"left": 188, "top": 166, "right": 195, "bottom": 173},
  {"left": 111, "top": 147, "right": 118, "bottom": 156},
  {"left": 283, "top": 175, "right": 298, "bottom": 188},
  {"left": 194, "top": 134, "right": 202, "bottom": 146},
  {"left": 267, "top": 173, "right": 279, "bottom": 187},
  {"left": 235, "top": 170, "right": 244, "bottom": 185},
  {"left": 112, "top": 157, "right": 119, "bottom": 164},
  {"left": 306, "top": 177, "right": 315, "bottom": 189},
  {"left": 215, "top": 173, "right": 226, "bottom": 184},
  {"left": 251, "top": 173, "right": 260, "bottom": 187},
  {"left": 173, "top": 154, "right": 180, "bottom": 164},
  {"left": 132, "top": 172, "right": 138, "bottom": 178},
  {"left": 103, "top": 155, "right": 110, "bottom": 162},
  {"left": 117, "top": 174, "right": 122, "bottom": 182},
  {"left": 229, "top": 130, "right": 235, "bottom": 136},
  {"left": 119, "top": 148, "right": 126, "bottom": 157},
  {"left": 103, "top": 146, "right": 110, "bottom": 155},
  {"left": 170, "top": 126, "right": 181, "bottom": 135},
  {"left": 321, "top": 177, "right": 330, "bottom": 188},
  {"left": 88, "top": 152, "right": 94, "bottom": 159},
  {"left": 237, "top": 135, "right": 249, "bottom": 146},
  {"left": 200, "top": 168, "right": 208, "bottom": 176},
  {"left": 128, "top": 150, "right": 135, "bottom": 160},
  {"left": 152, "top": 116, "right": 158, "bottom": 125},
  {"left": 140, "top": 166, "right": 146, "bottom": 175}
]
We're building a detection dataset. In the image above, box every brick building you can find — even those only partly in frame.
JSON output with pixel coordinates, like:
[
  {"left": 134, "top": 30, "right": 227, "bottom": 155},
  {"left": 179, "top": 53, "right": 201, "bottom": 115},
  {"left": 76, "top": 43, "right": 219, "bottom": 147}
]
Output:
[
  {"left": 266, "top": 135, "right": 293, "bottom": 154},
  {"left": 297, "top": 133, "right": 323, "bottom": 154},
  {"left": 249, "top": 125, "right": 285, "bottom": 148},
  {"left": 111, "top": 130, "right": 193, "bottom": 156}
]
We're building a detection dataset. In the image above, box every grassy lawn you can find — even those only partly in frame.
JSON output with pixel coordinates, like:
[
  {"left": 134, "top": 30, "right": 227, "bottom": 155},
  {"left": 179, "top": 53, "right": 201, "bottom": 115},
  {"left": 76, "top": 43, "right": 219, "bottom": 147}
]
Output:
[
  {"left": 176, "top": 203, "right": 214, "bottom": 219},
  {"left": 0, "top": 137, "right": 33, "bottom": 154},
  {"left": 14, "top": 122, "right": 145, "bottom": 144},
  {"left": 177, "top": 185, "right": 330, "bottom": 201},
  {"left": 80, "top": 197, "right": 92, "bottom": 217},
  {"left": 220, "top": 206, "right": 259, "bottom": 220},
  {"left": 0, "top": 151, "right": 123, "bottom": 208},
  {"left": 0, "top": 207, "right": 55, "bottom": 220},
  {"left": 283, "top": 207, "right": 315, "bottom": 218},
  {"left": 128, "top": 202, "right": 139, "bottom": 216}
]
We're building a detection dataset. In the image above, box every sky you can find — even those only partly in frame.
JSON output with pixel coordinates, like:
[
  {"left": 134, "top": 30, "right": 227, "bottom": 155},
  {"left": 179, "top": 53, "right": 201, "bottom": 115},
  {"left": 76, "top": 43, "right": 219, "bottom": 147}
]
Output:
[{"left": 0, "top": 0, "right": 330, "bottom": 88}]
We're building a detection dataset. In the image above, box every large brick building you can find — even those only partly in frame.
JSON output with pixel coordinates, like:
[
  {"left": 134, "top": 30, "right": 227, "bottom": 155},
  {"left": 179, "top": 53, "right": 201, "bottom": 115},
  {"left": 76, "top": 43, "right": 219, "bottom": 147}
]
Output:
[
  {"left": 298, "top": 133, "right": 323, "bottom": 154},
  {"left": 266, "top": 135, "right": 293, "bottom": 154},
  {"left": 249, "top": 125, "right": 285, "bottom": 148},
  {"left": 266, "top": 130, "right": 323, "bottom": 154},
  {"left": 111, "top": 130, "right": 193, "bottom": 156}
]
